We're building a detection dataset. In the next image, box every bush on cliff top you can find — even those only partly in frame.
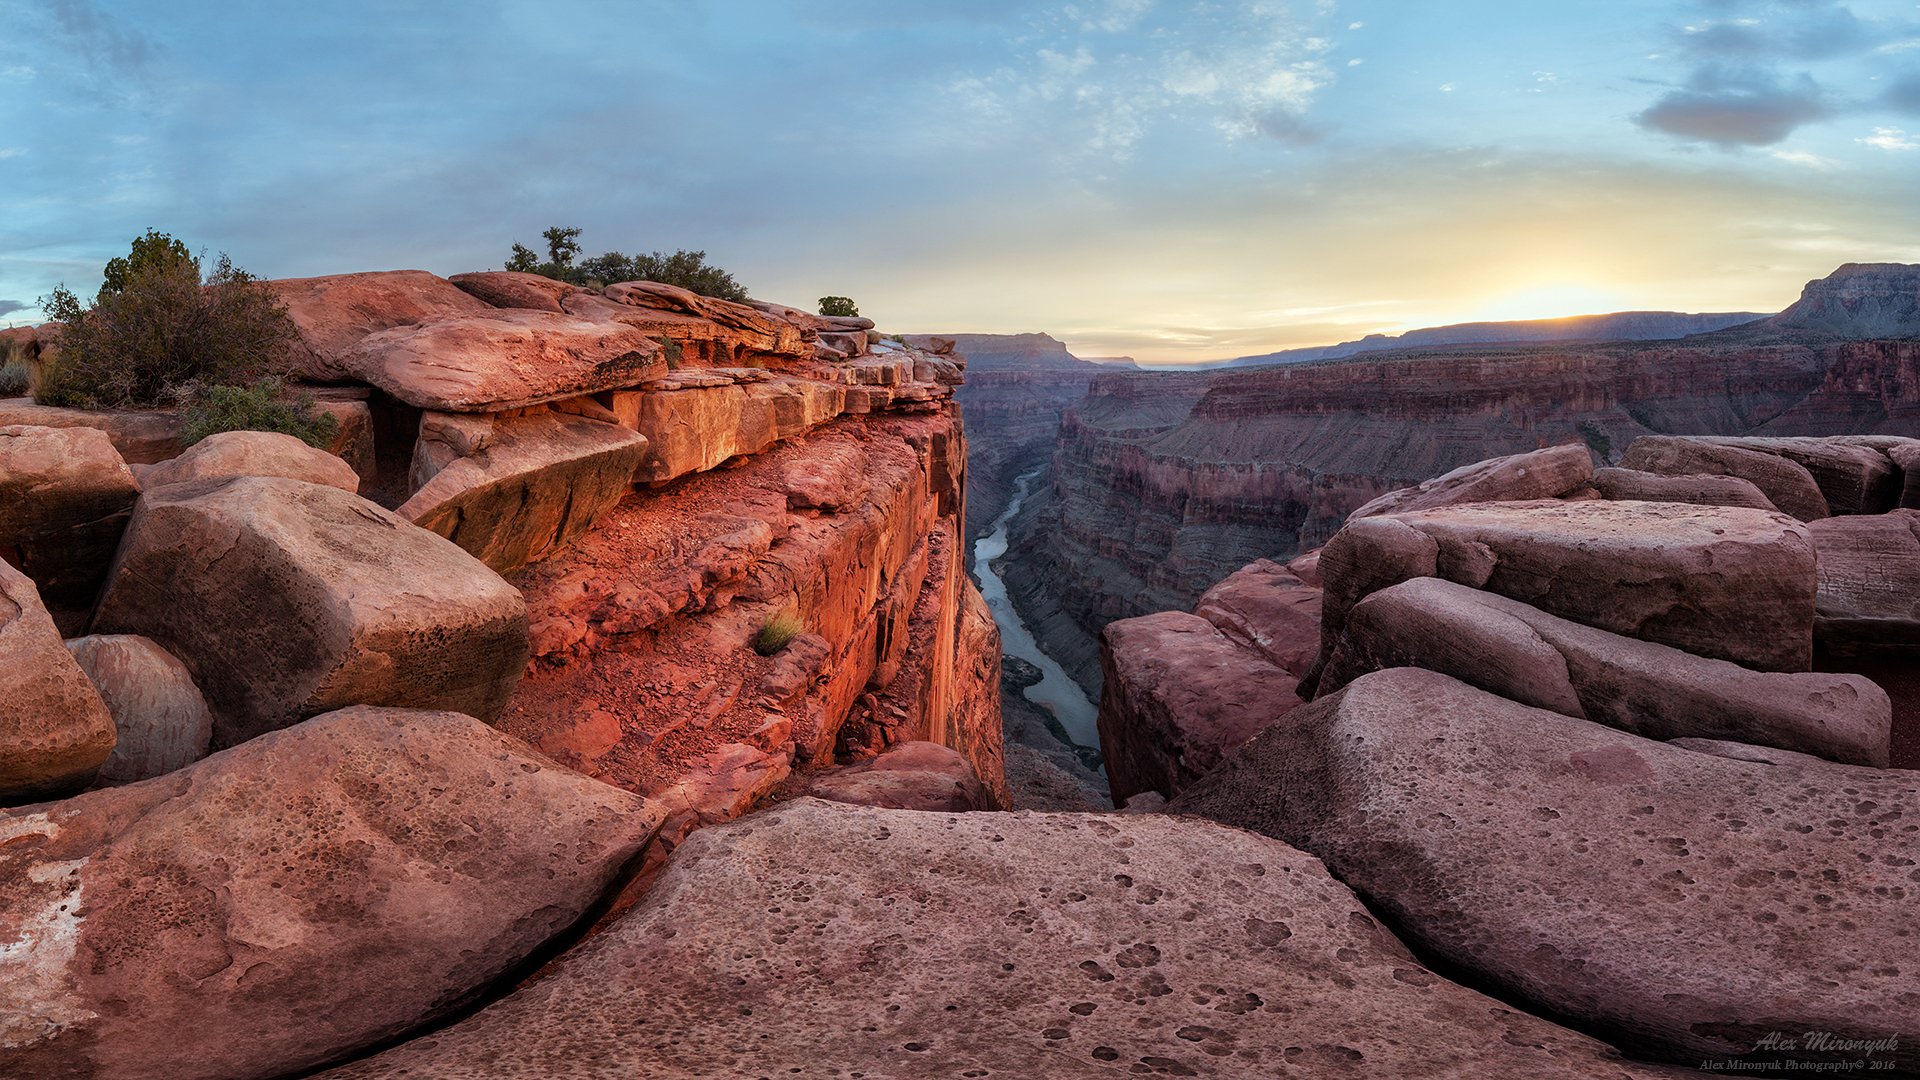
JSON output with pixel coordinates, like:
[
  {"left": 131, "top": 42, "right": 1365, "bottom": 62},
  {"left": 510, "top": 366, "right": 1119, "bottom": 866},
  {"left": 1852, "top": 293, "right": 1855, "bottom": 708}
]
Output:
[
  {"left": 503, "top": 226, "right": 750, "bottom": 302},
  {"left": 36, "top": 231, "right": 299, "bottom": 409},
  {"left": 818, "top": 296, "right": 859, "bottom": 318}
]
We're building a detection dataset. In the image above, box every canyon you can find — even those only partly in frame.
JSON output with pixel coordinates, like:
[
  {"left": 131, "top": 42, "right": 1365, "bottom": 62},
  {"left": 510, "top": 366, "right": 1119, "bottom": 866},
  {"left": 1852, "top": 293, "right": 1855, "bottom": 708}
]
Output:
[
  {"left": 1, "top": 259, "right": 1915, "bottom": 1079},
  {"left": 997, "top": 264, "right": 1920, "bottom": 696}
]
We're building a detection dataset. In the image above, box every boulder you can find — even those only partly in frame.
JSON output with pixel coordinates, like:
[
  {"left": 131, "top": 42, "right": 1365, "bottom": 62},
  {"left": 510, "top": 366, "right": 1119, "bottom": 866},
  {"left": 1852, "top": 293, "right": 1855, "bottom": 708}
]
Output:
[
  {"left": 613, "top": 382, "right": 769, "bottom": 484},
  {"left": 1692, "top": 436, "right": 1900, "bottom": 515},
  {"left": 313, "top": 396, "right": 376, "bottom": 488},
  {"left": 334, "top": 309, "right": 667, "bottom": 412},
  {"left": 65, "top": 634, "right": 213, "bottom": 784},
  {"left": 1349, "top": 443, "right": 1594, "bottom": 520},
  {"left": 794, "top": 740, "right": 993, "bottom": 811},
  {"left": 398, "top": 410, "right": 647, "bottom": 575},
  {"left": 602, "top": 280, "right": 807, "bottom": 357},
  {"left": 0, "top": 401, "right": 185, "bottom": 463},
  {"left": 818, "top": 330, "right": 867, "bottom": 357},
  {"left": 0, "top": 424, "right": 140, "bottom": 610},
  {"left": 1619, "top": 435, "right": 1829, "bottom": 521},
  {"left": 0, "top": 706, "right": 663, "bottom": 1080},
  {"left": 1098, "top": 611, "right": 1301, "bottom": 806},
  {"left": 1314, "top": 500, "right": 1816, "bottom": 675},
  {"left": 446, "top": 270, "right": 583, "bottom": 312},
  {"left": 270, "top": 269, "right": 494, "bottom": 371},
  {"left": 140, "top": 430, "right": 359, "bottom": 493},
  {"left": 0, "top": 561, "right": 116, "bottom": 803},
  {"left": 1588, "top": 466, "right": 1777, "bottom": 511},
  {"left": 1191, "top": 559, "right": 1322, "bottom": 675},
  {"left": 1319, "top": 577, "right": 1889, "bottom": 765},
  {"left": 1807, "top": 509, "right": 1920, "bottom": 651},
  {"left": 320, "top": 799, "right": 1675, "bottom": 1080},
  {"left": 1173, "top": 668, "right": 1920, "bottom": 1073},
  {"left": 93, "top": 476, "right": 529, "bottom": 747}
]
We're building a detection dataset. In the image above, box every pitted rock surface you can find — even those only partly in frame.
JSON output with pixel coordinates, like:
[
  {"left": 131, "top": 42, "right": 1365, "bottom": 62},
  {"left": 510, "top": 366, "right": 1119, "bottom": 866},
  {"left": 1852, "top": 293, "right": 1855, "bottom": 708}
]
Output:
[
  {"left": 321, "top": 799, "right": 1676, "bottom": 1080},
  {"left": 0, "top": 706, "right": 663, "bottom": 1080},
  {"left": 1174, "top": 668, "right": 1920, "bottom": 1071},
  {"left": 93, "top": 476, "right": 528, "bottom": 747},
  {"left": 65, "top": 634, "right": 213, "bottom": 784}
]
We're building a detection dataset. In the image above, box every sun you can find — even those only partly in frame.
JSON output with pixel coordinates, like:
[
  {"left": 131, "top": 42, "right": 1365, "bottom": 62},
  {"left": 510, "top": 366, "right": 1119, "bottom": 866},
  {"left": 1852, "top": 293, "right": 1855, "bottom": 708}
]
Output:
[{"left": 1466, "top": 282, "right": 1633, "bottom": 324}]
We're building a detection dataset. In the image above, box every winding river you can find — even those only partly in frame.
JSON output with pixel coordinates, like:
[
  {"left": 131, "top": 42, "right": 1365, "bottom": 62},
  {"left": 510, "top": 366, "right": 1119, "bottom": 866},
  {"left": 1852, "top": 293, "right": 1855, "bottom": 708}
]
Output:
[{"left": 972, "top": 467, "right": 1101, "bottom": 749}]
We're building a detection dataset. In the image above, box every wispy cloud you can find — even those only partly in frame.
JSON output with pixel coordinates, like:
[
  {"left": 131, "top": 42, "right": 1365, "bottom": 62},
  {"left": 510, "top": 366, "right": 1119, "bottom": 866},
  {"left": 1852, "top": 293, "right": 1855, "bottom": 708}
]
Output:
[
  {"left": 1859, "top": 126, "right": 1918, "bottom": 151},
  {"left": 0, "top": 147, "right": 26, "bottom": 160},
  {"left": 0, "top": 300, "right": 30, "bottom": 317}
]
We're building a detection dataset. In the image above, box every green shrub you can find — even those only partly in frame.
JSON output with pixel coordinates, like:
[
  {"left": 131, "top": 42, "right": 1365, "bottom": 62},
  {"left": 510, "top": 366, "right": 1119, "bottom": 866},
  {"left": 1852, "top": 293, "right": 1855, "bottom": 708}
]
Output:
[
  {"left": 181, "top": 377, "right": 339, "bottom": 448},
  {"left": 654, "top": 335, "right": 684, "bottom": 371},
  {"left": 35, "top": 234, "right": 297, "bottom": 409},
  {"left": 503, "top": 227, "right": 750, "bottom": 301},
  {"left": 0, "top": 361, "right": 28, "bottom": 397},
  {"left": 818, "top": 295, "right": 859, "bottom": 318},
  {"left": 752, "top": 611, "right": 803, "bottom": 656}
]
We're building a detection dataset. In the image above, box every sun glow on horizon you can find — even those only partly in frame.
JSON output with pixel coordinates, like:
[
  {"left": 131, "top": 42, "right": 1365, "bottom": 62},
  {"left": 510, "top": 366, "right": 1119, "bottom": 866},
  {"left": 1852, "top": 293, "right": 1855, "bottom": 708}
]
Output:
[{"left": 1455, "top": 282, "right": 1637, "bottom": 325}]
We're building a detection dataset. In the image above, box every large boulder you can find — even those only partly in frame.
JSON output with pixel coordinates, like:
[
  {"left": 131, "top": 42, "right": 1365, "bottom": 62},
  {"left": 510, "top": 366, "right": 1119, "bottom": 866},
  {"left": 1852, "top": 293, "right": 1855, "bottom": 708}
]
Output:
[
  {"left": 65, "top": 634, "right": 213, "bottom": 783},
  {"left": 1098, "top": 611, "right": 1301, "bottom": 805},
  {"left": 1349, "top": 443, "right": 1594, "bottom": 520},
  {"left": 1174, "top": 668, "right": 1920, "bottom": 1072},
  {"left": 0, "top": 706, "right": 663, "bottom": 1080},
  {"left": 447, "top": 270, "right": 584, "bottom": 312},
  {"left": 138, "top": 429, "right": 359, "bottom": 493},
  {"left": 1314, "top": 500, "right": 1817, "bottom": 676},
  {"left": 1191, "top": 558, "right": 1323, "bottom": 675},
  {"left": 321, "top": 799, "right": 1674, "bottom": 1080},
  {"left": 0, "top": 561, "right": 116, "bottom": 803},
  {"left": 1807, "top": 510, "right": 1920, "bottom": 766},
  {"left": 792, "top": 740, "right": 993, "bottom": 811},
  {"left": 398, "top": 410, "right": 647, "bottom": 574},
  {"left": 333, "top": 309, "right": 667, "bottom": 412},
  {"left": 1588, "top": 466, "right": 1778, "bottom": 511},
  {"left": 1692, "top": 436, "right": 1900, "bottom": 515},
  {"left": 93, "top": 476, "right": 529, "bottom": 747},
  {"left": 1319, "top": 577, "right": 1889, "bottom": 765},
  {"left": 270, "top": 269, "right": 495, "bottom": 370},
  {"left": 0, "top": 424, "right": 140, "bottom": 611},
  {"left": 1619, "top": 435, "right": 1829, "bottom": 521}
]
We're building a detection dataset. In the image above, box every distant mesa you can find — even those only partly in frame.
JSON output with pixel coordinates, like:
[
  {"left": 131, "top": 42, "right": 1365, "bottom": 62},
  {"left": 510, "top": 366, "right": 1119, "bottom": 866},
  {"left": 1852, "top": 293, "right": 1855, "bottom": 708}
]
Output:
[
  {"left": 903, "top": 332, "right": 1104, "bottom": 372},
  {"left": 1226, "top": 309, "right": 1771, "bottom": 367},
  {"left": 1766, "top": 262, "right": 1920, "bottom": 338}
]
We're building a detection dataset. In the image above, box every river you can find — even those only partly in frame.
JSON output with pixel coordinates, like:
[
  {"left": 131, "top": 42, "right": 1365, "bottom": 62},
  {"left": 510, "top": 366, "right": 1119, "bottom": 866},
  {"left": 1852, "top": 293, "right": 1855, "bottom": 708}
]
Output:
[{"left": 972, "top": 467, "right": 1101, "bottom": 749}]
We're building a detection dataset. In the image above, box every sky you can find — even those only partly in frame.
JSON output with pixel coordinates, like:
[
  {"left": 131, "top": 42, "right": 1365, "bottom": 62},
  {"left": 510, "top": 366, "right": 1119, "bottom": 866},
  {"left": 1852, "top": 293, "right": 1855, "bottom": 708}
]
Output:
[{"left": 1, "top": 0, "right": 1917, "bottom": 364}]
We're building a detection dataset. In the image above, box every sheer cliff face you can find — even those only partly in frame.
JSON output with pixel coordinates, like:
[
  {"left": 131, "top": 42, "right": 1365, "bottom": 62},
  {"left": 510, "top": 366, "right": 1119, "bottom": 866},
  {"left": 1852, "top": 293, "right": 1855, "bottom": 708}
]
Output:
[
  {"left": 1768, "top": 263, "right": 1920, "bottom": 338},
  {"left": 1007, "top": 337, "right": 1920, "bottom": 694}
]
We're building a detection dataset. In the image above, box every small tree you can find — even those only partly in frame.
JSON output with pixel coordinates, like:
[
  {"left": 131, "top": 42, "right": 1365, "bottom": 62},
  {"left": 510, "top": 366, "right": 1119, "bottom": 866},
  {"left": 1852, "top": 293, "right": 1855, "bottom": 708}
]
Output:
[
  {"left": 37, "top": 236, "right": 300, "bottom": 410},
  {"left": 542, "top": 226, "right": 582, "bottom": 271},
  {"left": 500, "top": 227, "right": 750, "bottom": 301},
  {"left": 818, "top": 296, "right": 860, "bottom": 318}
]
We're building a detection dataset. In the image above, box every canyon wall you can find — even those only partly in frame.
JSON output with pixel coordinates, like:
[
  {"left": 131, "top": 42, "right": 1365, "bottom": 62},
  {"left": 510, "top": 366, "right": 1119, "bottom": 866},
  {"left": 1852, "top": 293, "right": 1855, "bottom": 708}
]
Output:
[{"left": 1007, "top": 336, "right": 1920, "bottom": 694}]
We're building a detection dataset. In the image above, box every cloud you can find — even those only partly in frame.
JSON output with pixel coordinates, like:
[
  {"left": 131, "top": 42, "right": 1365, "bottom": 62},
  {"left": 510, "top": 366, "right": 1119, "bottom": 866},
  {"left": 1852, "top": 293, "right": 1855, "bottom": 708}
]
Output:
[
  {"left": 0, "top": 148, "right": 25, "bottom": 160},
  {"left": 1636, "top": 68, "right": 1830, "bottom": 146},
  {"left": 1676, "top": 3, "right": 1872, "bottom": 62},
  {"left": 1858, "top": 126, "right": 1918, "bottom": 151},
  {"left": 1885, "top": 75, "right": 1920, "bottom": 116},
  {"left": 43, "top": 0, "right": 158, "bottom": 72},
  {"left": 1769, "top": 148, "right": 1835, "bottom": 168},
  {"left": 0, "top": 300, "right": 29, "bottom": 317}
]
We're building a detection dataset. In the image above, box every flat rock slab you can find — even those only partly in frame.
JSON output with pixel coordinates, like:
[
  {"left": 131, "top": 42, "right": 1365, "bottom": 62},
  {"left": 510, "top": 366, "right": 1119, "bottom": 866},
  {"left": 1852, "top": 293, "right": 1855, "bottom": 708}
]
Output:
[
  {"left": 271, "top": 269, "right": 495, "bottom": 370},
  {"left": 1807, "top": 510, "right": 1920, "bottom": 651},
  {"left": 398, "top": 410, "right": 648, "bottom": 575},
  {"left": 447, "top": 269, "right": 584, "bottom": 312},
  {"left": 791, "top": 739, "right": 994, "bottom": 811},
  {"left": 1589, "top": 466, "right": 1778, "bottom": 511},
  {"left": 322, "top": 799, "right": 1677, "bottom": 1080},
  {"left": 0, "top": 401, "right": 184, "bottom": 464},
  {"left": 0, "top": 424, "right": 139, "bottom": 610},
  {"left": 93, "top": 476, "right": 529, "bottom": 747},
  {"left": 1315, "top": 499, "right": 1817, "bottom": 674},
  {"left": 140, "top": 429, "right": 359, "bottom": 492},
  {"left": 1320, "top": 577, "right": 1890, "bottom": 764},
  {"left": 338, "top": 308, "right": 667, "bottom": 412},
  {"left": 1619, "top": 435, "right": 1829, "bottom": 521},
  {"left": 1174, "top": 668, "right": 1920, "bottom": 1072},
  {"left": 0, "top": 706, "right": 663, "bottom": 1080},
  {"left": 1350, "top": 443, "right": 1594, "bottom": 520},
  {"left": 65, "top": 634, "right": 212, "bottom": 784},
  {"left": 0, "top": 561, "right": 115, "bottom": 803},
  {"left": 1192, "top": 558, "right": 1323, "bottom": 676},
  {"left": 1098, "top": 611, "right": 1301, "bottom": 805}
]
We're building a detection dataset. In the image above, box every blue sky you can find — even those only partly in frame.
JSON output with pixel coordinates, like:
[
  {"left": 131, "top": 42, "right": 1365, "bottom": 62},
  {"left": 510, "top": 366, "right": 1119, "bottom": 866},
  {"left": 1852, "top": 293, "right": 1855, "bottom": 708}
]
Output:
[{"left": 1, "top": 0, "right": 1916, "bottom": 362}]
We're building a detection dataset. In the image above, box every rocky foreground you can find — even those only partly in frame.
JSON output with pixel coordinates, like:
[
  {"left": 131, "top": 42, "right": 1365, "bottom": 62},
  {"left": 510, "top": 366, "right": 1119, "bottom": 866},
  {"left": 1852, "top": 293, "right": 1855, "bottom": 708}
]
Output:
[{"left": 2, "top": 266, "right": 1915, "bottom": 1077}]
